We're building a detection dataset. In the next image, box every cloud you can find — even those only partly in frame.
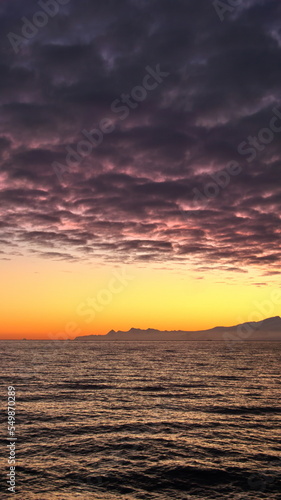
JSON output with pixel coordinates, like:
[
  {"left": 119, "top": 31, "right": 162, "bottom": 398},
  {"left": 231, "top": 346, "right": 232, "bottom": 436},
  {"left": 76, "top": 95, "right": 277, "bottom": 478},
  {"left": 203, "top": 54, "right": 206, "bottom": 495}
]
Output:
[{"left": 0, "top": 0, "right": 280, "bottom": 276}]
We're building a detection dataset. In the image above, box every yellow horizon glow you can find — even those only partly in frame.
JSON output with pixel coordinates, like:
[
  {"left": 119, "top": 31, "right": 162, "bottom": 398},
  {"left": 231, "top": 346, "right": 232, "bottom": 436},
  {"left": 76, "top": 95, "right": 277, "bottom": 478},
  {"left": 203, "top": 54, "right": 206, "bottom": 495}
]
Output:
[{"left": 0, "top": 255, "right": 280, "bottom": 339}]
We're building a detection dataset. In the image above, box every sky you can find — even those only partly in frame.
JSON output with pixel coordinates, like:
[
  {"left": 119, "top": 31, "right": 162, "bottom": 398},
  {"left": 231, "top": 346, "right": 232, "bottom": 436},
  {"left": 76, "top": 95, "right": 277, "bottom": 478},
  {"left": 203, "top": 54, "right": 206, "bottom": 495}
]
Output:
[{"left": 0, "top": 0, "right": 281, "bottom": 339}]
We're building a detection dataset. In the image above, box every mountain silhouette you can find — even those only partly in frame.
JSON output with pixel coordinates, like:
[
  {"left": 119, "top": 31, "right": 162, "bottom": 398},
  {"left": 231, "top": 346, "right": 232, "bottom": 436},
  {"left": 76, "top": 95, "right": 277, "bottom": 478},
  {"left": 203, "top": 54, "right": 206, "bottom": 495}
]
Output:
[{"left": 74, "top": 316, "right": 281, "bottom": 341}]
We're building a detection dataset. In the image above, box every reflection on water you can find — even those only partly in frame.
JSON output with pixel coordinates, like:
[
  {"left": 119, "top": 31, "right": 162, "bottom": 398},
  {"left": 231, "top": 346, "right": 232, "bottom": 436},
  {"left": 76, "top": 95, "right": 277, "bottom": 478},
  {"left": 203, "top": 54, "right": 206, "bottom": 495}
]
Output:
[{"left": 0, "top": 341, "right": 280, "bottom": 499}]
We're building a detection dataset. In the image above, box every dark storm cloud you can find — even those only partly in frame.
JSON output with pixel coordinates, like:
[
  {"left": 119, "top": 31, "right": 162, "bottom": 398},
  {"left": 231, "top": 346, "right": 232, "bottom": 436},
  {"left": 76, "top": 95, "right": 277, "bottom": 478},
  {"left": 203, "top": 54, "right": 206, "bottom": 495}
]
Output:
[{"left": 0, "top": 0, "right": 280, "bottom": 274}]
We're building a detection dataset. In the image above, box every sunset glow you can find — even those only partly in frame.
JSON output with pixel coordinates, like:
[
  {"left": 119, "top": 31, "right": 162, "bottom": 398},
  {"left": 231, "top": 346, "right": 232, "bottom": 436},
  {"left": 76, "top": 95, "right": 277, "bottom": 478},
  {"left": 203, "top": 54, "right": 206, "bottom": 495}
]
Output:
[{"left": 1, "top": 0, "right": 281, "bottom": 340}]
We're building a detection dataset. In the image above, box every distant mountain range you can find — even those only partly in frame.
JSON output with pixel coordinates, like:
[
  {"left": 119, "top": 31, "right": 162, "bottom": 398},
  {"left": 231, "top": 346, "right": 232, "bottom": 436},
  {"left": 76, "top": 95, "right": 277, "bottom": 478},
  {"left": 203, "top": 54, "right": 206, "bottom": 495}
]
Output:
[{"left": 74, "top": 316, "right": 281, "bottom": 341}]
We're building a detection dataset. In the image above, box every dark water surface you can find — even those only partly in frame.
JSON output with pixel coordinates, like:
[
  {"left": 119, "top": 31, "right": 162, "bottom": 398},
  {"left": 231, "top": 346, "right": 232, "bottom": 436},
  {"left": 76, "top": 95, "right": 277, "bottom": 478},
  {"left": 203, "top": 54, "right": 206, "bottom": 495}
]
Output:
[{"left": 0, "top": 341, "right": 280, "bottom": 499}]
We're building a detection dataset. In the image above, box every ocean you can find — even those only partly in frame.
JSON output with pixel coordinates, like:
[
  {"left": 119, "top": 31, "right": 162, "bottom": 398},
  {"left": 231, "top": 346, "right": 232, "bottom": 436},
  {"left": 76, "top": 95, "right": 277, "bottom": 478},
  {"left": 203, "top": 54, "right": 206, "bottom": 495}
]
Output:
[{"left": 0, "top": 341, "right": 280, "bottom": 499}]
